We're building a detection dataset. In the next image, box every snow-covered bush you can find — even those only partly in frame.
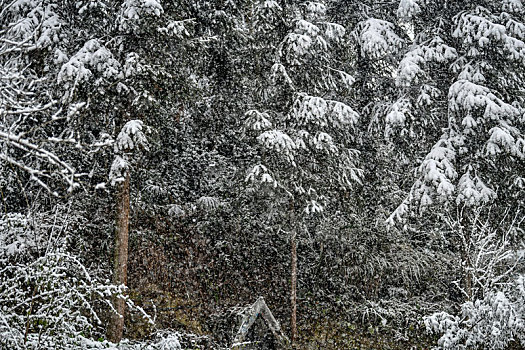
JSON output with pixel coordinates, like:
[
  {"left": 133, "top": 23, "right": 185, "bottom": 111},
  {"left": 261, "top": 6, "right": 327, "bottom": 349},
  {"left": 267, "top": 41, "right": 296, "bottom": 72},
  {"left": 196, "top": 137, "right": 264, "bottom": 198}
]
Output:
[
  {"left": 0, "top": 211, "right": 153, "bottom": 350},
  {"left": 425, "top": 275, "right": 525, "bottom": 349},
  {"left": 0, "top": 251, "right": 126, "bottom": 349},
  {"left": 0, "top": 213, "right": 37, "bottom": 259},
  {"left": 424, "top": 207, "right": 524, "bottom": 349}
]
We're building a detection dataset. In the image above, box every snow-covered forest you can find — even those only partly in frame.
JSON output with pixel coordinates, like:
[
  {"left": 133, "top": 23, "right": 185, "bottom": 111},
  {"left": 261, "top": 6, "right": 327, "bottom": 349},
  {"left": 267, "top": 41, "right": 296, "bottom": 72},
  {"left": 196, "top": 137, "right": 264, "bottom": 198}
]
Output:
[{"left": 1, "top": 0, "right": 524, "bottom": 349}]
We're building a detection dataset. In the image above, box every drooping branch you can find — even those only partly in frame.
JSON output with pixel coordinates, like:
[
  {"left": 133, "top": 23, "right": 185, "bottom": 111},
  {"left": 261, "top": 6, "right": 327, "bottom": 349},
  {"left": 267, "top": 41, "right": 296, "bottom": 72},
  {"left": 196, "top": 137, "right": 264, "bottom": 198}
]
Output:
[{"left": 0, "top": 130, "right": 77, "bottom": 192}]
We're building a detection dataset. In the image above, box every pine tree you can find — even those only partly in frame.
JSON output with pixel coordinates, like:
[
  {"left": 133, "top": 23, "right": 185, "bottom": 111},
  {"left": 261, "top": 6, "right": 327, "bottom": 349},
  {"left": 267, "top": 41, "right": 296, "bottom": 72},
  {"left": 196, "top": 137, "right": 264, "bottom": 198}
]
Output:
[{"left": 244, "top": 0, "right": 362, "bottom": 341}]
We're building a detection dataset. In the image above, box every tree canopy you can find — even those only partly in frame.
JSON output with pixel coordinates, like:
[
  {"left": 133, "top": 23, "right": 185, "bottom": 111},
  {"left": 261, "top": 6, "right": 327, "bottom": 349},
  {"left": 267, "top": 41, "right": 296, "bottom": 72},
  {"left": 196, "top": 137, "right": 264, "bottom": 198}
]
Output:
[{"left": 0, "top": 0, "right": 524, "bottom": 349}]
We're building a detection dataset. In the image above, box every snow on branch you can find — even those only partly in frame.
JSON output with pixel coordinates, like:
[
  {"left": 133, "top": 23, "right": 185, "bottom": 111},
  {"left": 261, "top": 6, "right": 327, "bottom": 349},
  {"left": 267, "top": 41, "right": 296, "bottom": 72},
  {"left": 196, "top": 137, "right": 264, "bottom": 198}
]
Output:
[
  {"left": 109, "top": 120, "right": 149, "bottom": 186},
  {"left": 258, "top": 129, "right": 297, "bottom": 163},
  {"left": 397, "top": 0, "right": 421, "bottom": 22},
  {"left": 396, "top": 37, "right": 457, "bottom": 86},
  {"left": 289, "top": 94, "right": 359, "bottom": 129},
  {"left": 244, "top": 110, "right": 273, "bottom": 131},
  {"left": 114, "top": 120, "right": 149, "bottom": 153},
  {"left": 58, "top": 39, "right": 121, "bottom": 102},
  {"left": 453, "top": 9, "right": 525, "bottom": 61},
  {"left": 386, "top": 134, "right": 458, "bottom": 225},
  {"left": 119, "top": 0, "right": 164, "bottom": 31},
  {"left": 0, "top": 130, "right": 77, "bottom": 193},
  {"left": 357, "top": 18, "right": 404, "bottom": 60}
]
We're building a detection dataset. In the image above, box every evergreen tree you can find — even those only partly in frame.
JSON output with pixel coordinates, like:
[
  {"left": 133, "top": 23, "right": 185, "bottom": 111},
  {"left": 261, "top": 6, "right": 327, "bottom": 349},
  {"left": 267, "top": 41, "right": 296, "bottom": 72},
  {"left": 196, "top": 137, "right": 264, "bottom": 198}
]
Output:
[{"left": 244, "top": 0, "right": 362, "bottom": 341}]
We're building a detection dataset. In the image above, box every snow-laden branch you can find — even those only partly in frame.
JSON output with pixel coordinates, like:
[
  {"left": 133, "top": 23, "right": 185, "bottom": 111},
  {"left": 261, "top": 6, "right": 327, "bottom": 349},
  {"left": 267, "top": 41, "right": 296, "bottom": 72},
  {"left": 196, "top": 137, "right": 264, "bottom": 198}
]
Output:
[{"left": 0, "top": 130, "right": 77, "bottom": 192}]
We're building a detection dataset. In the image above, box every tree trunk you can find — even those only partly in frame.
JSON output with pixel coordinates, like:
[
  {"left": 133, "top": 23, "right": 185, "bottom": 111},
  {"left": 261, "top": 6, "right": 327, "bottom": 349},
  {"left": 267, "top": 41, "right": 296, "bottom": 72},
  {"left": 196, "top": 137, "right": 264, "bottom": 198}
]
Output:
[
  {"left": 463, "top": 243, "right": 473, "bottom": 301},
  {"left": 290, "top": 229, "right": 297, "bottom": 344},
  {"left": 107, "top": 171, "right": 130, "bottom": 343},
  {"left": 459, "top": 213, "right": 473, "bottom": 301}
]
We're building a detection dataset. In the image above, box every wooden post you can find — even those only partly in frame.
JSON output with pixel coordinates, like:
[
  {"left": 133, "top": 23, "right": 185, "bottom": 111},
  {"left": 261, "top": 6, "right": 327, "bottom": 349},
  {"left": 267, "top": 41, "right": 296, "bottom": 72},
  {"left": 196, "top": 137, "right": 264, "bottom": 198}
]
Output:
[
  {"left": 107, "top": 171, "right": 130, "bottom": 343},
  {"left": 290, "top": 230, "right": 297, "bottom": 344}
]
